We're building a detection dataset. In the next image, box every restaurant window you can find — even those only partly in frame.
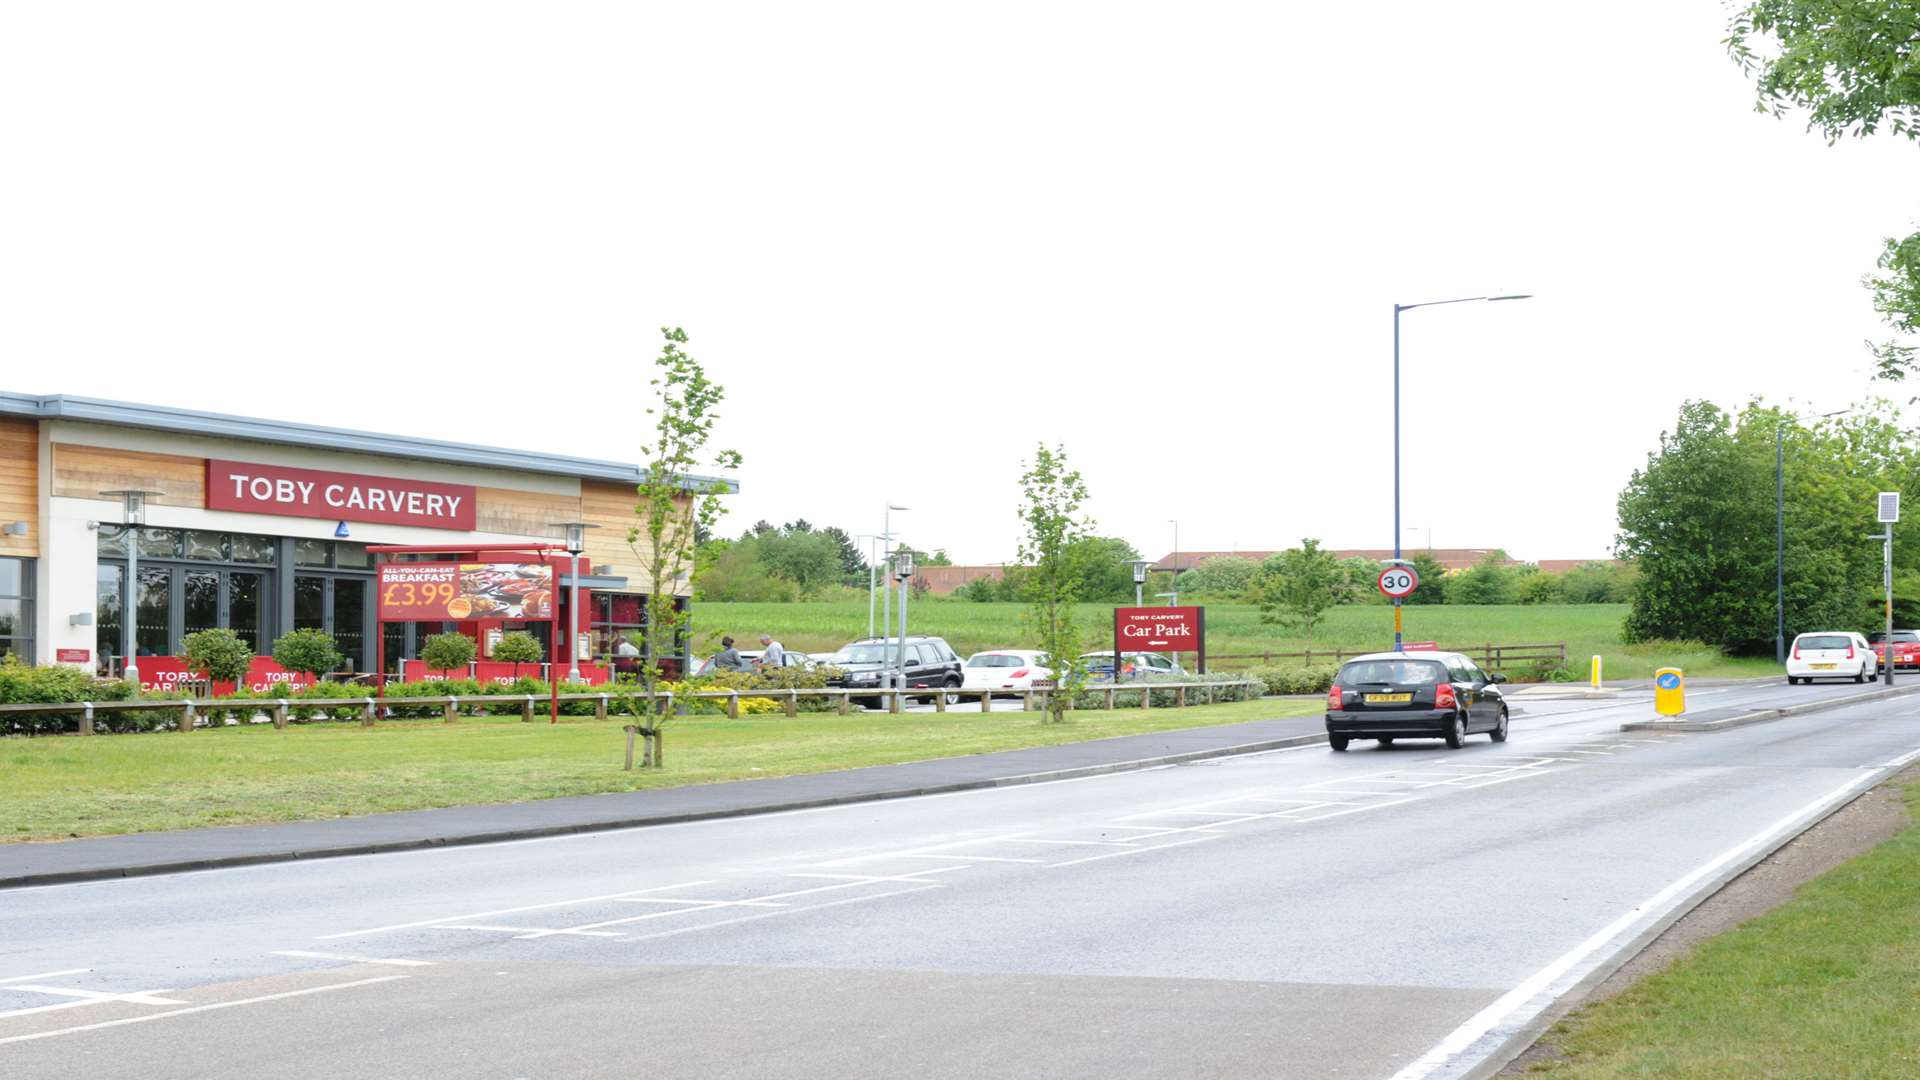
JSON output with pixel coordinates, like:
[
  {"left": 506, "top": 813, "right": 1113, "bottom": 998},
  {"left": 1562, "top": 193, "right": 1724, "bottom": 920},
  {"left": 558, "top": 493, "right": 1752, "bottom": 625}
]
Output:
[
  {"left": 0, "top": 558, "right": 32, "bottom": 664},
  {"left": 592, "top": 593, "right": 646, "bottom": 661},
  {"left": 95, "top": 527, "right": 283, "bottom": 664}
]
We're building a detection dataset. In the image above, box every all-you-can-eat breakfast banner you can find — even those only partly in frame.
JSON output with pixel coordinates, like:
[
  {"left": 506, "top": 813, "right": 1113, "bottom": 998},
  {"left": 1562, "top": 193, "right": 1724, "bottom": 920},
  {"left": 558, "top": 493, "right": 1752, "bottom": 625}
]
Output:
[{"left": 378, "top": 562, "right": 554, "bottom": 621}]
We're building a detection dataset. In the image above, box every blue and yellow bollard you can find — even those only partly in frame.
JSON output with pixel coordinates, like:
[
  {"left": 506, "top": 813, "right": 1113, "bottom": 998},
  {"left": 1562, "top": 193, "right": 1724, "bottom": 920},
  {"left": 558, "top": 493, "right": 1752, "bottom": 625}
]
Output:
[{"left": 1654, "top": 667, "right": 1685, "bottom": 716}]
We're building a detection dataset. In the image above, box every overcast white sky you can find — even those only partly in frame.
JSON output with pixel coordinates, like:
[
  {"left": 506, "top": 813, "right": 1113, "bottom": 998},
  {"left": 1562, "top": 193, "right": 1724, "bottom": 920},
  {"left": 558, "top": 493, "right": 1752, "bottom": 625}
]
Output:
[{"left": 4, "top": 2, "right": 1914, "bottom": 565}]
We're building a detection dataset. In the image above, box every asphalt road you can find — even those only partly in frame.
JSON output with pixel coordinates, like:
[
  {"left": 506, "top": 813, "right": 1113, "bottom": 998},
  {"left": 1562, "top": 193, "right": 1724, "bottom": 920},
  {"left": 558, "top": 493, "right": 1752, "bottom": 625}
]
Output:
[{"left": 4, "top": 679, "right": 1918, "bottom": 1079}]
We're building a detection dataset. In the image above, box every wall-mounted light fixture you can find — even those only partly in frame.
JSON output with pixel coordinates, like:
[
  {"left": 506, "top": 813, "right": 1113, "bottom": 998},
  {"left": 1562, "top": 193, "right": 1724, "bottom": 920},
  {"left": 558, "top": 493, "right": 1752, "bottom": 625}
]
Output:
[{"left": 2, "top": 522, "right": 26, "bottom": 537}]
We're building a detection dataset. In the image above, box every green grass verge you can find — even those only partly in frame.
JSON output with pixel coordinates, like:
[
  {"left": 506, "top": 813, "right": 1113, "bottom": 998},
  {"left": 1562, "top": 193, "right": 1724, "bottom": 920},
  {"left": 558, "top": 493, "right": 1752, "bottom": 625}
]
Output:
[
  {"left": 700, "top": 601, "right": 1777, "bottom": 681},
  {"left": 1, "top": 697, "right": 1319, "bottom": 842},
  {"left": 1521, "top": 778, "right": 1920, "bottom": 1077}
]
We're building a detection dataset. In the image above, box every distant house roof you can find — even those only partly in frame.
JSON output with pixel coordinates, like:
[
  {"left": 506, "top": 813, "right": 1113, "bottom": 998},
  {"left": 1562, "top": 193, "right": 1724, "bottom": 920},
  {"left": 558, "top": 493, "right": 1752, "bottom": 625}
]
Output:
[
  {"left": 1155, "top": 548, "right": 1513, "bottom": 574},
  {"left": 913, "top": 565, "right": 1006, "bottom": 595}
]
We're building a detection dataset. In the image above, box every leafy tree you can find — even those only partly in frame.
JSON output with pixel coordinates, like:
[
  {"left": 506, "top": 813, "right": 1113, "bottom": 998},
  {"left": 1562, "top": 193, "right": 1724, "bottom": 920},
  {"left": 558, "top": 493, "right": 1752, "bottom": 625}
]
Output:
[
  {"left": 629, "top": 326, "right": 742, "bottom": 755},
  {"left": 757, "top": 529, "right": 843, "bottom": 599},
  {"left": 181, "top": 628, "right": 253, "bottom": 684},
  {"left": 1446, "top": 553, "right": 1518, "bottom": 605},
  {"left": 1727, "top": 1, "right": 1920, "bottom": 376},
  {"left": 1256, "top": 539, "right": 1344, "bottom": 645},
  {"left": 1174, "top": 556, "right": 1261, "bottom": 599},
  {"left": 1561, "top": 561, "right": 1632, "bottom": 604},
  {"left": 1513, "top": 568, "right": 1565, "bottom": 605},
  {"left": 272, "top": 628, "right": 342, "bottom": 680},
  {"left": 1063, "top": 536, "right": 1142, "bottom": 604},
  {"left": 419, "top": 631, "right": 477, "bottom": 672},
  {"left": 1336, "top": 556, "right": 1389, "bottom": 605},
  {"left": 1017, "top": 444, "right": 1091, "bottom": 724},
  {"left": 821, "top": 525, "right": 868, "bottom": 585},
  {"left": 1401, "top": 550, "right": 1449, "bottom": 605},
  {"left": 492, "top": 630, "right": 543, "bottom": 677},
  {"left": 1617, "top": 400, "right": 1914, "bottom": 653}
]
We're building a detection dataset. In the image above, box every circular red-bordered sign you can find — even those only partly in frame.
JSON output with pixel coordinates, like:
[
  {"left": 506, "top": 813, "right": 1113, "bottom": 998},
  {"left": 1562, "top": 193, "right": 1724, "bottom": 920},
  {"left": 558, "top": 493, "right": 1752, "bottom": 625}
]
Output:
[{"left": 1377, "top": 564, "right": 1419, "bottom": 599}]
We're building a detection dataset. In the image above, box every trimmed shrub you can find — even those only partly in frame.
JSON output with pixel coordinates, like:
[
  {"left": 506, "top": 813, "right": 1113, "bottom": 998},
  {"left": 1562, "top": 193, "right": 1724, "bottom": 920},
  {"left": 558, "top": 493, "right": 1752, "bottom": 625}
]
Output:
[
  {"left": 181, "top": 628, "right": 254, "bottom": 684},
  {"left": 273, "top": 629, "right": 344, "bottom": 679},
  {"left": 1248, "top": 665, "right": 1340, "bottom": 696},
  {"left": 0, "top": 658, "right": 144, "bottom": 735},
  {"left": 419, "top": 631, "right": 478, "bottom": 673}
]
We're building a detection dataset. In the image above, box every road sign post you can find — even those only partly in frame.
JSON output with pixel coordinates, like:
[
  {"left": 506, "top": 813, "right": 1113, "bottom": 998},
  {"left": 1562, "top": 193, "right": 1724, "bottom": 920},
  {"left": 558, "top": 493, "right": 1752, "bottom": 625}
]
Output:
[
  {"left": 1377, "top": 564, "right": 1419, "bottom": 652},
  {"left": 1878, "top": 493, "right": 1900, "bottom": 686}
]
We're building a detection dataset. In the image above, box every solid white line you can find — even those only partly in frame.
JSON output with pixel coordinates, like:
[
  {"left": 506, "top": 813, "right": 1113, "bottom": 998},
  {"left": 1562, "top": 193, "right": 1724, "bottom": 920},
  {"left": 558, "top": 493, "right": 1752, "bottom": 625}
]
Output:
[
  {"left": 521, "top": 874, "right": 959, "bottom": 939},
  {"left": 0, "top": 969, "right": 91, "bottom": 986},
  {"left": 1286, "top": 797, "right": 1421, "bottom": 822},
  {"left": 1388, "top": 768, "right": 1896, "bottom": 1080},
  {"left": 785, "top": 871, "right": 963, "bottom": 884},
  {"left": 317, "top": 880, "right": 713, "bottom": 939},
  {"left": 1046, "top": 836, "right": 1215, "bottom": 867},
  {"left": 432, "top": 924, "right": 619, "bottom": 937},
  {"left": 618, "top": 886, "right": 942, "bottom": 943},
  {"left": 0, "top": 976, "right": 409, "bottom": 1047},
  {"left": 270, "top": 951, "right": 434, "bottom": 968},
  {"left": 1001, "top": 837, "right": 1135, "bottom": 846},
  {"left": 614, "top": 897, "right": 788, "bottom": 908},
  {"left": 893, "top": 853, "right": 1041, "bottom": 864},
  {"left": 817, "top": 833, "right": 1028, "bottom": 866}
]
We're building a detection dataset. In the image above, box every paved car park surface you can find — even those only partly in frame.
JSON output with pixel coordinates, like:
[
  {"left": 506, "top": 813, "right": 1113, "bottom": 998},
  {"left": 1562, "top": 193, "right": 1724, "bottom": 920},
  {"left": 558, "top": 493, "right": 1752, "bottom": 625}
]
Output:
[{"left": 3, "top": 679, "right": 1918, "bottom": 1078}]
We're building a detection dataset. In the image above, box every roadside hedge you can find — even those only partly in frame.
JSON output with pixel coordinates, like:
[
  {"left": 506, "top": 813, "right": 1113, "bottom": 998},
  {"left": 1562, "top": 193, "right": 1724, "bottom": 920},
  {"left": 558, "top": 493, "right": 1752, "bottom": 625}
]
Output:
[{"left": 1246, "top": 665, "right": 1341, "bottom": 695}]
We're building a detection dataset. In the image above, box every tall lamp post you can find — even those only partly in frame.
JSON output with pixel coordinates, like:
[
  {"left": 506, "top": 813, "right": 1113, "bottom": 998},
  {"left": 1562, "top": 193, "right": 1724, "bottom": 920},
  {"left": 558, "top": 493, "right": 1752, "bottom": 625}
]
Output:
[
  {"left": 854, "top": 533, "right": 882, "bottom": 638},
  {"left": 893, "top": 548, "right": 915, "bottom": 694},
  {"left": 1775, "top": 408, "right": 1851, "bottom": 664},
  {"left": 1393, "top": 293, "right": 1531, "bottom": 650},
  {"left": 101, "top": 489, "right": 162, "bottom": 685},
  {"left": 881, "top": 504, "right": 908, "bottom": 643},
  {"left": 1126, "top": 559, "right": 1155, "bottom": 607},
  {"left": 552, "top": 521, "right": 599, "bottom": 682}
]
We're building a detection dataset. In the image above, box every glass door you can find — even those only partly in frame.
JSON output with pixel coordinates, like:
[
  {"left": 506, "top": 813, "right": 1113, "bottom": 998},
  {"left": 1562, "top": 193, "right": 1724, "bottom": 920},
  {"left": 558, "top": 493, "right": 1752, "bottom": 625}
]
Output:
[{"left": 294, "top": 574, "right": 370, "bottom": 674}]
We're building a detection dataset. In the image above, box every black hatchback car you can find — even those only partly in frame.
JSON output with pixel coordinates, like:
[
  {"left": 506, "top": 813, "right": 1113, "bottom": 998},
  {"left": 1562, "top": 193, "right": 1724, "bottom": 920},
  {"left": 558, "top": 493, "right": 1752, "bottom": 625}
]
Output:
[
  {"left": 825, "top": 636, "right": 964, "bottom": 705},
  {"left": 1324, "top": 651, "right": 1510, "bottom": 750}
]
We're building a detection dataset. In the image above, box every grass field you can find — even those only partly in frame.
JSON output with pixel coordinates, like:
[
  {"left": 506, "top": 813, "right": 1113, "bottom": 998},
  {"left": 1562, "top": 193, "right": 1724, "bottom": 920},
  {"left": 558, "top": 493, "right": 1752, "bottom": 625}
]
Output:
[
  {"left": 1, "top": 697, "right": 1319, "bottom": 842},
  {"left": 700, "top": 600, "right": 1778, "bottom": 681},
  {"left": 1521, "top": 776, "right": 1920, "bottom": 1077}
]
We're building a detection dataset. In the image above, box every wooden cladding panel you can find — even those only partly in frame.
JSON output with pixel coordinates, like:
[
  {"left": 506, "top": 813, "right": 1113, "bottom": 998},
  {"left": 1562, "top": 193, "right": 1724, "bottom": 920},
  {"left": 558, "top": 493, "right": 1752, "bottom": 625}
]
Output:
[
  {"left": 51, "top": 444, "right": 205, "bottom": 508},
  {"left": 0, "top": 418, "right": 36, "bottom": 557},
  {"left": 579, "top": 480, "right": 695, "bottom": 594},
  {"left": 472, "top": 486, "right": 583, "bottom": 540}
]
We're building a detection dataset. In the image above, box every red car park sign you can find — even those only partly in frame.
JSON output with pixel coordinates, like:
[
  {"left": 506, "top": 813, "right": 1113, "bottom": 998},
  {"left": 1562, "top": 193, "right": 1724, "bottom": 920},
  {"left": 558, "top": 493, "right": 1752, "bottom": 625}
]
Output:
[
  {"left": 1113, "top": 605, "right": 1207, "bottom": 672},
  {"left": 206, "top": 459, "right": 477, "bottom": 530}
]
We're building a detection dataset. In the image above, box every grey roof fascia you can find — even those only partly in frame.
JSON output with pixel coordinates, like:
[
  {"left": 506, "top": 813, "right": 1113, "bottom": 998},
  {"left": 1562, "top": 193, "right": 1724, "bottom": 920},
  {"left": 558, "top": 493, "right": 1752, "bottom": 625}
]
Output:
[{"left": 0, "top": 392, "right": 736, "bottom": 492}]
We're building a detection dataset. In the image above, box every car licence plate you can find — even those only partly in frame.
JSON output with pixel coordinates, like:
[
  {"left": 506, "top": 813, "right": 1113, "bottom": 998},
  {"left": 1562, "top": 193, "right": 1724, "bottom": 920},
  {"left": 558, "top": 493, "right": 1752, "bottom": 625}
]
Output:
[
  {"left": 1811, "top": 663, "right": 1836, "bottom": 670},
  {"left": 1364, "top": 693, "right": 1413, "bottom": 704}
]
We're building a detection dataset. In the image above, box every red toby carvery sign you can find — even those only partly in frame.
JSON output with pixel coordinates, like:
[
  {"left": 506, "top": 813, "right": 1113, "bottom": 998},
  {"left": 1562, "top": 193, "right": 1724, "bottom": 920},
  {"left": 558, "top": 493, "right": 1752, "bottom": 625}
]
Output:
[
  {"left": 206, "top": 460, "right": 477, "bottom": 530},
  {"left": 1113, "top": 606, "right": 1203, "bottom": 651}
]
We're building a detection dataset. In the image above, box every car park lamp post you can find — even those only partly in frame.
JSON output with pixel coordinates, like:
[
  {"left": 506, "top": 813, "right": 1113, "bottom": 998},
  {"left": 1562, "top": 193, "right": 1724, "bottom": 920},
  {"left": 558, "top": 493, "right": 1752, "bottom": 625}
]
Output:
[
  {"left": 552, "top": 521, "right": 598, "bottom": 682},
  {"left": 894, "top": 548, "right": 915, "bottom": 692},
  {"left": 101, "top": 489, "right": 162, "bottom": 686},
  {"left": 1392, "top": 294, "right": 1531, "bottom": 651},
  {"left": 881, "top": 504, "right": 908, "bottom": 648},
  {"left": 1127, "top": 559, "right": 1155, "bottom": 607}
]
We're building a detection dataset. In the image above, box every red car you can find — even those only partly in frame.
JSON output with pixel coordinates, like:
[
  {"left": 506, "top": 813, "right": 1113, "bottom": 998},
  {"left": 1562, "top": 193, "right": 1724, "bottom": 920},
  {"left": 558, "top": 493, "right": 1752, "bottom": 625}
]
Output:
[{"left": 1869, "top": 630, "right": 1920, "bottom": 669}]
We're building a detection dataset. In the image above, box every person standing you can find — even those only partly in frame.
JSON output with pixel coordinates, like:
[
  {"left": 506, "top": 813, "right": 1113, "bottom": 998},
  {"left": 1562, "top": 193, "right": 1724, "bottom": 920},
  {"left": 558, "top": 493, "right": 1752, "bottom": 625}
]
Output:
[
  {"left": 711, "top": 635, "right": 747, "bottom": 673},
  {"left": 756, "top": 633, "right": 786, "bottom": 672}
]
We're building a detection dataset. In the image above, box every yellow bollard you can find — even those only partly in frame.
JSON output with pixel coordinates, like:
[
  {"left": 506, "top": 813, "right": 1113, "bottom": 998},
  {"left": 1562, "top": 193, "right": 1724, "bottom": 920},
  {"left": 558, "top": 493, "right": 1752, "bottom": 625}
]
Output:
[
  {"left": 1590, "top": 655, "right": 1603, "bottom": 690},
  {"left": 1654, "top": 668, "right": 1685, "bottom": 716}
]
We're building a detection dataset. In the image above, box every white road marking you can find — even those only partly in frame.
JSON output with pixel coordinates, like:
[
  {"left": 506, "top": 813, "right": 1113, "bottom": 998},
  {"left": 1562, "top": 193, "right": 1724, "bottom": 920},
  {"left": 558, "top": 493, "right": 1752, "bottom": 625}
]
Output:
[
  {"left": 618, "top": 886, "right": 943, "bottom": 943},
  {"left": 432, "top": 924, "right": 619, "bottom": 937},
  {"left": 3, "top": 985, "right": 184, "bottom": 1006},
  {"left": 893, "top": 853, "right": 1041, "bottom": 864},
  {"left": 519, "top": 873, "right": 964, "bottom": 940},
  {"left": 615, "top": 897, "right": 788, "bottom": 908},
  {"left": 1046, "top": 837, "right": 1216, "bottom": 867},
  {"left": 1389, "top": 767, "right": 1907, "bottom": 1080},
  {"left": 317, "top": 880, "right": 714, "bottom": 939},
  {"left": 0, "top": 976, "right": 409, "bottom": 1047},
  {"left": 1001, "top": 837, "right": 1136, "bottom": 846},
  {"left": 0, "top": 969, "right": 90, "bottom": 986},
  {"left": 786, "top": 871, "right": 964, "bottom": 884},
  {"left": 270, "top": 951, "right": 434, "bottom": 968}
]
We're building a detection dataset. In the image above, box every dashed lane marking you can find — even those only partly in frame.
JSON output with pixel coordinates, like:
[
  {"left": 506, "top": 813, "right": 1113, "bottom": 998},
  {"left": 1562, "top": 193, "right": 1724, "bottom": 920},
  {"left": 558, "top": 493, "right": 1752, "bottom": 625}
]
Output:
[
  {"left": 0, "top": 970, "right": 90, "bottom": 986},
  {"left": 318, "top": 880, "right": 714, "bottom": 940}
]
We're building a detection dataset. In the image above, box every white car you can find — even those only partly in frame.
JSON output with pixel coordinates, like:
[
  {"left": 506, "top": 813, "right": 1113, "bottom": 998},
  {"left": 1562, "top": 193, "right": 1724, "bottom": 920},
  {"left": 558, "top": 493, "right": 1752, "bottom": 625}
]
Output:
[
  {"left": 962, "top": 650, "right": 1051, "bottom": 693},
  {"left": 1786, "top": 631, "right": 1879, "bottom": 684}
]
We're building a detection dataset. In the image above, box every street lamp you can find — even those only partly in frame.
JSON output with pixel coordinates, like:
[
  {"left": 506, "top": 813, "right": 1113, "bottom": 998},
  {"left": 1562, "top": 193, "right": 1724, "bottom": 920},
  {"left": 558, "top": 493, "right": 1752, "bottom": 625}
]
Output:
[
  {"left": 854, "top": 533, "right": 882, "bottom": 638},
  {"left": 1775, "top": 408, "right": 1851, "bottom": 664},
  {"left": 1126, "top": 559, "right": 1155, "bottom": 607},
  {"left": 893, "top": 548, "right": 916, "bottom": 693},
  {"left": 1393, "top": 293, "right": 1531, "bottom": 650},
  {"left": 881, "top": 504, "right": 908, "bottom": 643},
  {"left": 551, "top": 521, "right": 599, "bottom": 682},
  {"left": 101, "top": 489, "right": 162, "bottom": 685}
]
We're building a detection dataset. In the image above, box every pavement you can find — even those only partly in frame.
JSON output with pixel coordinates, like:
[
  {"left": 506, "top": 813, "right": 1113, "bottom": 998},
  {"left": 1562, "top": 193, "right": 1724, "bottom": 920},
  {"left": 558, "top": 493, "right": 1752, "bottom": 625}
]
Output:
[
  {"left": 4, "top": 679, "right": 1919, "bottom": 1079},
  {"left": 0, "top": 713, "right": 1329, "bottom": 890}
]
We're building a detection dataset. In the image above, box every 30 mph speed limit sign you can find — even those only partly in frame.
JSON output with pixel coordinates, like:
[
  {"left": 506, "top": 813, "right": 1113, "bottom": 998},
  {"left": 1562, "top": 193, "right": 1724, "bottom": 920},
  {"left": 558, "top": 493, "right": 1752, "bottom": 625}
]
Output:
[{"left": 1377, "top": 564, "right": 1419, "bottom": 599}]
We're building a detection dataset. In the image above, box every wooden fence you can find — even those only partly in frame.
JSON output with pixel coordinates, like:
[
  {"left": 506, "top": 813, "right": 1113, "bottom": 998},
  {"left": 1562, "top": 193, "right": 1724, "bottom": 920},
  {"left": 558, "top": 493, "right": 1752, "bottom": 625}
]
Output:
[{"left": 1206, "top": 642, "right": 1567, "bottom": 672}]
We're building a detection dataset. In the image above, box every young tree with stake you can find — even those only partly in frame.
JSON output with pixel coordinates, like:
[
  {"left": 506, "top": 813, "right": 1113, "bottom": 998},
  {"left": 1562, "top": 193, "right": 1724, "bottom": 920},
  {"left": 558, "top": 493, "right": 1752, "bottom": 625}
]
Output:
[{"left": 1018, "top": 444, "right": 1091, "bottom": 724}]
